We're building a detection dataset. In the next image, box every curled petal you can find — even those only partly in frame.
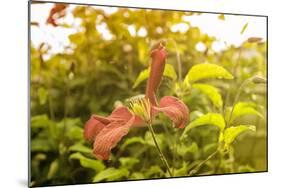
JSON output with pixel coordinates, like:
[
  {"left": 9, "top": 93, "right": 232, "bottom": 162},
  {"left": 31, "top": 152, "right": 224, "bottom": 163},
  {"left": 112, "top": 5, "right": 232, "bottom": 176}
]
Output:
[
  {"left": 108, "top": 106, "right": 133, "bottom": 121},
  {"left": 146, "top": 43, "right": 167, "bottom": 106},
  {"left": 93, "top": 114, "right": 135, "bottom": 160},
  {"left": 84, "top": 116, "right": 106, "bottom": 142},
  {"left": 153, "top": 96, "right": 189, "bottom": 128},
  {"left": 46, "top": 4, "right": 67, "bottom": 26}
]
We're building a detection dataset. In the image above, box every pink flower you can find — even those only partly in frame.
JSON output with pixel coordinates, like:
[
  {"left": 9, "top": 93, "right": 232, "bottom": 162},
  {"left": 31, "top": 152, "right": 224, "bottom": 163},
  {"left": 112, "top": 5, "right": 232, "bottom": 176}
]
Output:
[{"left": 84, "top": 43, "right": 189, "bottom": 160}]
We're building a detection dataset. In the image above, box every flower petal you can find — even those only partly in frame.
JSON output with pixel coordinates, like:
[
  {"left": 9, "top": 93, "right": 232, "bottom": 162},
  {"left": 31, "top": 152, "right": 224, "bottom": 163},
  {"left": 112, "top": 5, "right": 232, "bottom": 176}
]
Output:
[
  {"left": 84, "top": 116, "right": 106, "bottom": 142},
  {"left": 108, "top": 106, "right": 145, "bottom": 127},
  {"left": 153, "top": 96, "right": 189, "bottom": 128},
  {"left": 93, "top": 113, "right": 135, "bottom": 160},
  {"left": 146, "top": 43, "right": 167, "bottom": 106}
]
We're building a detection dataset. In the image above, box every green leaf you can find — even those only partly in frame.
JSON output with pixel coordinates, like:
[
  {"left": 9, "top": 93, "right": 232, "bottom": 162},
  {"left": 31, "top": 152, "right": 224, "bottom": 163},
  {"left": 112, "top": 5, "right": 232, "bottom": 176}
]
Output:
[
  {"left": 182, "top": 113, "right": 225, "bottom": 139},
  {"left": 133, "top": 69, "right": 149, "bottom": 89},
  {"left": 226, "top": 102, "right": 264, "bottom": 124},
  {"left": 65, "top": 126, "right": 83, "bottom": 141},
  {"left": 163, "top": 64, "right": 177, "bottom": 80},
  {"left": 192, "top": 83, "right": 223, "bottom": 108},
  {"left": 47, "top": 159, "right": 59, "bottom": 179},
  {"left": 31, "top": 114, "right": 51, "bottom": 129},
  {"left": 119, "top": 157, "right": 140, "bottom": 169},
  {"left": 38, "top": 87, "right": 48, "bottom": 105},
  {"left": 69, "top": 152, "right": 105, "bottom": 172},
  {"left": 174, "top": 162, "right": 189, "bottom": 176},
  {"left": 184, "top": 63, "right": 233, "bottom": 83},
  {"left": 240, "top": 22, "right": 248, "bottom": 35},
  {"left": 133, "top": 64, "right": 177, "bottom": 88},
  {"left": 223, "top": 125, "right": 256, "bottom": 145},
  {"left": 130, "top": 172, "right": 145, "bottom": 180},
  {"left": 120, "top": 137, "right": 146, "bottom": 150},
  {"left": 93, "top": 168, "right": 129, "bottom": 182},
  {"left": 177, "top": 142, "right": 198, "bottom": 156},
  {"left": 31, "top": 139, "right": 53, "bottom": 152},
  {"left": 68, "top": 143, "right": 92, "bottom": 154},
  {"left": 145, "top": 166, "right": 164, "bottom": 177}
]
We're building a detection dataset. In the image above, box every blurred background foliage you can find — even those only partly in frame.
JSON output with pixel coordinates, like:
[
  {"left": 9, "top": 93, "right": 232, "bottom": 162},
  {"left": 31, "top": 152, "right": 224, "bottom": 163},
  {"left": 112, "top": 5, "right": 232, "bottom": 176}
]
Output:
[{"left": 30, "top": 3, "right": 267, "bottom": 187}]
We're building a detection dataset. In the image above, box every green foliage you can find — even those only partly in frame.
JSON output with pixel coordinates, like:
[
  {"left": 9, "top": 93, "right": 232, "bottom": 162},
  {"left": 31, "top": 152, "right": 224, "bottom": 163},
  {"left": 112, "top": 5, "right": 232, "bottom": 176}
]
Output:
[
  {"left": 184, "top": 63, "right": 233, "bottom": 84},
  {"left": 225, "top": 102, "right": 264, "bottom": 124},
  {"left": 68, "top": 143, "right": 92, "bottom": 154},
  {"left": 182, "top": 113, "right": 225, "bottom": 137},
  {"left": 223, "top": 125, "right": 256, "bottom": 146},
  {"left": 192, "top": 83, "right": 223, "bottom": 108},
  {"left": 133, "top": 64, "right": 177, "bottom": 88},
  {"left": 93, "top": 168, "right": 129, "bottom": 182},
  {"left": 70, "top": 152, "right": 105, "bottom": 172}
]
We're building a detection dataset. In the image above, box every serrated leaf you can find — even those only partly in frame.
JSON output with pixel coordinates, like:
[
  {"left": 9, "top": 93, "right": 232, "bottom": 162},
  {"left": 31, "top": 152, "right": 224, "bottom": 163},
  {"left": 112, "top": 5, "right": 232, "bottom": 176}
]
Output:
[
  {"left": 192, "top": 83, "right": 223, "bottom": 108},
  {"left": 68, "top": 143, "right": 92, "bottom": 154},
  {"left": 182, "top": 113, "right": 225, "bottom": 139},
  {"left": 240, "top": 22, "right": 248, "bottom": 35},
  {"left": 184, "top": 63, "right": 233, "bottom": 83},
  {"left": 133, "top": 64, "right": 177, "bottom": 88},
  {"left": 223, "top": 125, "right": 256, "bottom": 145},
  {"left": 226, "top": 102, "right": 264, "bottom": 124},
  {"left": 70, "top": 152, "right": 105, "bottom": 172},
  {"left": 93, "top": 168, "right": 129, "bottom": 182}
]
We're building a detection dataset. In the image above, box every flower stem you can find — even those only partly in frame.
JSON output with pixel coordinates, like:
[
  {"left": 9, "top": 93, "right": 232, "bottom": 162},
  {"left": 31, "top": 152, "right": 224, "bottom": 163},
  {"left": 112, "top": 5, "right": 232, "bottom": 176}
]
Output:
[
  {"left": 147, "top": 121, "right": 173, "bottom": 177},
  {"left": 226, "top": 77, "right": 252, "bottom": 127},
  {"left": 189, "top": 149, "right": 218, "bottom": 176}
]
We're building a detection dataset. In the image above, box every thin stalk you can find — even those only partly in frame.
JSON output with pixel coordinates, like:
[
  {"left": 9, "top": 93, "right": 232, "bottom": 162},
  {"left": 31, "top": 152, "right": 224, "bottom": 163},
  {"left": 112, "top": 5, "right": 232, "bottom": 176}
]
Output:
[
  {"left": 147, "top": 120, "right": 173, "bottom": 177},
  {"left": 189, "top": 149, "right": 218, "bottom": 176},
  {"left": 169, "top": 39, "right": 182, "bottom": 81},
  {"left": 226, "top": 77, "right": 252, "bottom": 127},
  {"left": 223, "top": 47, "right": 242, "bottom": 114},
  {"left": 61, "top": 78, "right": 70, "bottom": 143},
  {"left": 172, "top": 129, "right": 179, "bottom": 176}
]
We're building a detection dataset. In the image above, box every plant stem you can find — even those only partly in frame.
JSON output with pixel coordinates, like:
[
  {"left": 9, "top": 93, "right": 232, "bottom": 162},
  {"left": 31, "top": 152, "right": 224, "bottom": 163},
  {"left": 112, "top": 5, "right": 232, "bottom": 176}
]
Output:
[
  {"left": 226, "top": 77, "right": 252, "bottom": 127},
  {"left": 172, "top": 129, "right": 179, "bottom": 176},
  {"left": 223, "top": 47, "right": 242, "bottom": 114},
  {"left": 147, "top": 121, "right": 173, "bottom": 177},
  {"left": 169, "top": 39, "right": 182, "bottom": 81},
  {"left": 189, "top": 149, "right": 218, "bottom": 176}
]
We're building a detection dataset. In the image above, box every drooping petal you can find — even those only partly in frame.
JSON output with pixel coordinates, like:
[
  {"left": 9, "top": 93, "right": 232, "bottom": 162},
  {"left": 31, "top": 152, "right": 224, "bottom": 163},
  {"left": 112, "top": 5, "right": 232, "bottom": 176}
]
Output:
[
  {"left": 84, "top": 116, "right": 106, "bottom": 142},
  {"left": 46, "top": 4, "right": 68, "bottom": 26},
  {"left": 153, "top": 96, "right": 189, "bottom": 128},
  {"left": 108, "top": 106, "right": 145, "bottom": 127},
  {"left": 146, "top": 43, "right": 167, "bottom": 106},
  {"left": 93, "top": 109, "right": 135, "bottom": 160}
]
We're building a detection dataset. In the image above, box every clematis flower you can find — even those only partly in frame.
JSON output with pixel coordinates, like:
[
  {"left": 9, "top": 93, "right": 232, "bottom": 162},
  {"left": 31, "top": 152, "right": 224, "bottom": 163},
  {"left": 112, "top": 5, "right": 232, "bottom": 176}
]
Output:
[
  {"left": 84, "top": 42, "right": 189, "bottom": 160},
  {"left": 46, "top": 4, "right": 68, "bottom": 27}
]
